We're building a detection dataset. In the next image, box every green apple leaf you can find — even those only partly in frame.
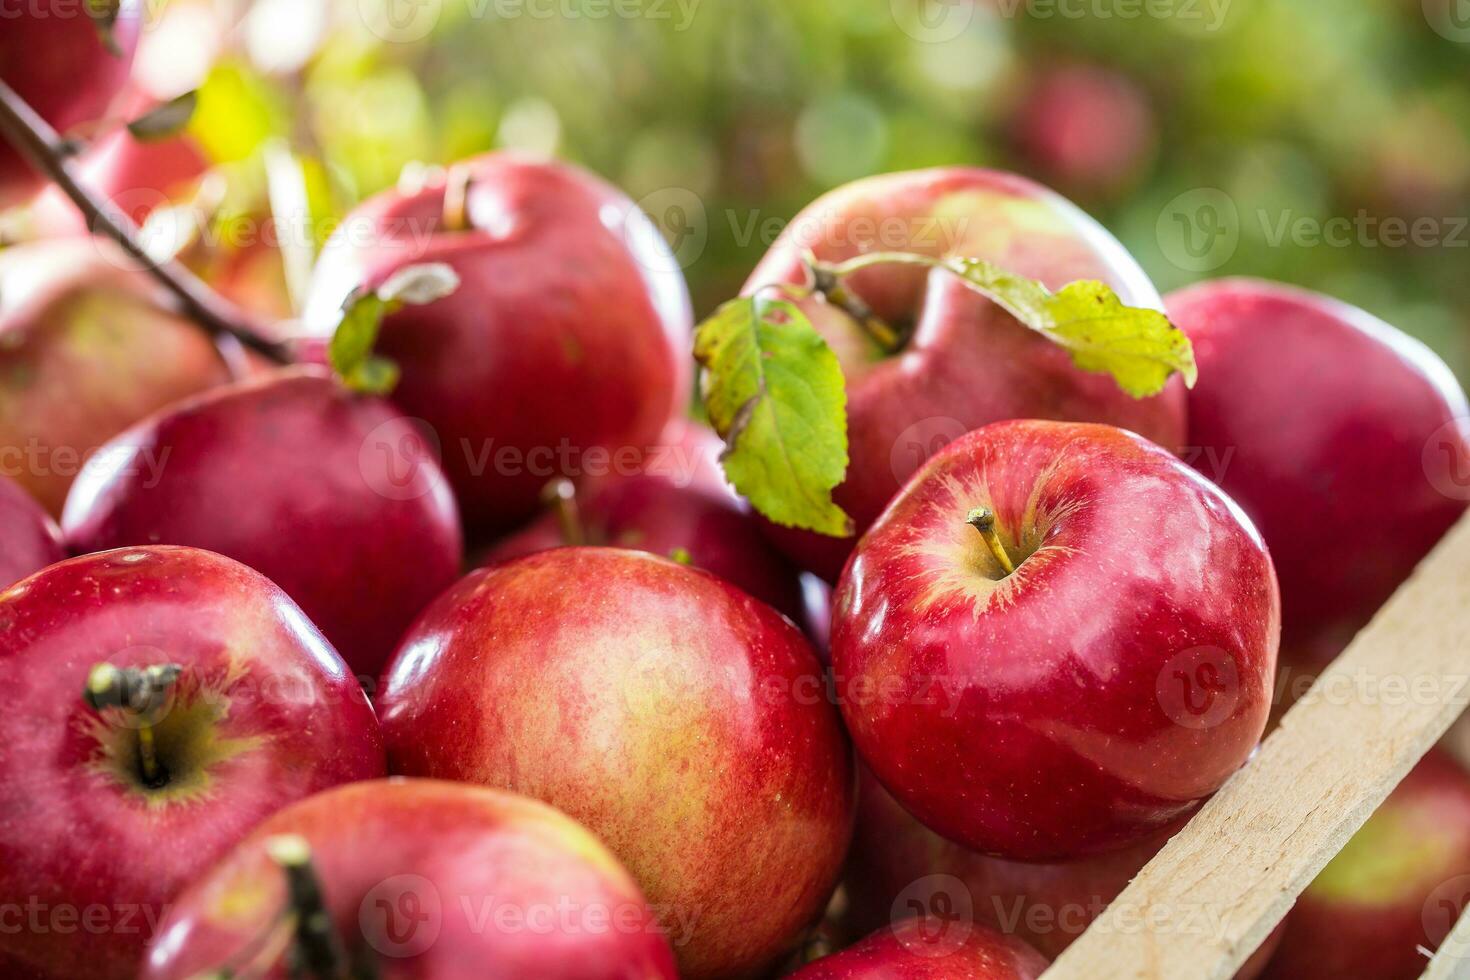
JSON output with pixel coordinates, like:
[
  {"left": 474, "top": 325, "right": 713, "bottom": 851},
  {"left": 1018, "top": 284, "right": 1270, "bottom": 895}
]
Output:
[
  {"left": 127, "top": 93, "right": 198, "bottom": 143},
  {"left": 945, "top": 257, "right": 1197, "bottom": 398},
  {"left": 695, "top": 295, "right": 853, "bottom": 537},
  {"left": 331, "top": 264, "right": 460, "bottom": 395}
]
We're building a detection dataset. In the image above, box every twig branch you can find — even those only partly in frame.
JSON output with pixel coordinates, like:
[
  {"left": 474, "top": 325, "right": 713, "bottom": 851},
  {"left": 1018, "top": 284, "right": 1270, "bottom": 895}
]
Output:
[{"left": 0, "top": 78, "right": 290, "bottom": 363}]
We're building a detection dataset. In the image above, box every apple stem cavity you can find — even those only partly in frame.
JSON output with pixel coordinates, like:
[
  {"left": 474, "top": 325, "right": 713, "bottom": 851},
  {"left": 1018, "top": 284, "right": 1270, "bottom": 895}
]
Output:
[
  {"left": 0, "top": 78, "right": 290, "bottom": 364},
  {"left": 83, "top": 662, "right": 182, "bottom": 789},
  {"left": 541, "top": 478, "right": 586, "bottom": 546},
  {"left": 266, "top": 835, "right": 369, "bottom": 980},
  {"left": 966, "top": 507, "right": 1017, "bottom": 577},
  {"left": 802, "top": 251, "right": 907, "bottom": 353}
]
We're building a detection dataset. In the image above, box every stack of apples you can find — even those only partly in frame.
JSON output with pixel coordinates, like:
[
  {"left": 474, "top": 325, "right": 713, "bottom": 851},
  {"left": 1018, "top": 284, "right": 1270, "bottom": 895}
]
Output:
[{"left": 4, "top": 10, "right": 1470, "bottom": 979}]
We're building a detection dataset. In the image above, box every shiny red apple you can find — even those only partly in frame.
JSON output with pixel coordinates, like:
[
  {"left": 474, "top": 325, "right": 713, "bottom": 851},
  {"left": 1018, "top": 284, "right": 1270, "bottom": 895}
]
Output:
[
  {"left": 0, "top": 473, "right": 63, "bottom": 587},
  {"left": 376, "top": 547, "right": 855, "bottom": 978},
  {"left": 1168, "top": 279, "right": 1470, "bottom": 664},
  {"left": 62, "top": 368, "right": 464, "bottom": 680},
  {"left": 832, "top": 419, "right": 1279, "bottom": 860},
  {"left": 1262, "top": 748, "right": 1470, "bottom": 980},
  {"left": 302, "top": 153, "right": 692, "bottom": 539},
  {"left": 842, "top": 767, "right": 1284, "bottom": 978},
  {"left": 0, "top": 546, "right": 385, "bottom": 980},
  {"left": 484, "top": 421, "right": 805, "bottom": 622},
  {"left": 0, "top": 240, "right": 236, "bottom": 516},
  {"left": 744, "top": 167, "right": 1187, "bottom": 581},
  {"left": 791, "top": 917, "right": 1048, "bottom": 979},
  {"left": 143, "top": 778, "right": 678, "bottom": 980},
  {"left": 0, "top": 0, "right": 142, "bottom": 206}
]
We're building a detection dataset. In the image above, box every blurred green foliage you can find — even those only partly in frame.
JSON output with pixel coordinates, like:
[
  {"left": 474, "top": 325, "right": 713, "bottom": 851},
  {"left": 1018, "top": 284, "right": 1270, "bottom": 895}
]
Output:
[{"left": 180, "top": 0, "right": 1470, "bottom": 372}]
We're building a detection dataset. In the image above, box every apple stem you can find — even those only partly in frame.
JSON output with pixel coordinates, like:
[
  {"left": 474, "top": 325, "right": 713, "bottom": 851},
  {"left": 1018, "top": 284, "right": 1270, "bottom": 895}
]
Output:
[
  {"left": 541, "top": 478, "right": 586, "bottom": 546},
  {"left": 966, "top": 507, "right": 1017, "bottom": 576},
  {"left": 267, "top": 835, "right": 365, "bottom": 980},
  {"left": 802, "top": 251, "right": 906, "bottom": 353},
  {"left": 442, "top": 162, "right": 473, "bottom": 232},
  {"left": 83, "top": 663, "right": 182, "bottom": 789},
  {"left": 0, "top": 79, "right": 291, "bottom": 364}
]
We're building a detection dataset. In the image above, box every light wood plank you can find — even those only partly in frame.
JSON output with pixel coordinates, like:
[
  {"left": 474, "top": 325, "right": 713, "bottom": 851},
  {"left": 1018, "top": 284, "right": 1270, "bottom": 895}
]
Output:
[{"left": 1044, "top": 510, "right": 1470, "bottom": 980}]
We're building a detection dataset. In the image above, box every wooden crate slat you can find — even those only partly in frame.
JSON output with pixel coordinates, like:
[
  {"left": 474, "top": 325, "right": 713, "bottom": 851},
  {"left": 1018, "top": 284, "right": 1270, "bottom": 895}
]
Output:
[{"left": 1043, "top": 510, "right": 1470, "bottom": 980}]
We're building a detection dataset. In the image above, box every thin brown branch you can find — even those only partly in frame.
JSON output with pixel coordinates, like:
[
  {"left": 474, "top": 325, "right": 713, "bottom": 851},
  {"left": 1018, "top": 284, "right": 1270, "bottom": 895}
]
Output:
[{"left": 0, "top": 79, "right": 290, "bottom": 363}]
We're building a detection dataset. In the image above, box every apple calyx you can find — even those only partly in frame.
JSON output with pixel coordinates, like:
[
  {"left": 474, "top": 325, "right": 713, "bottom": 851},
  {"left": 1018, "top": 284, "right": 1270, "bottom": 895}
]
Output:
[
  {"left": 83, "top": 662, "right": 182, "bottom": 789},
  {"left": 331, "top": 263, "right": 461, "bottom": 395},
  {"left": 966, "top": 507, "right": 1017, "bottom": 577},
  {"left": 541, "top": 478, "right": 587, "bottom": 546},
  {"left": 266, "top": 835, "right": 373, "bottom": 980}
]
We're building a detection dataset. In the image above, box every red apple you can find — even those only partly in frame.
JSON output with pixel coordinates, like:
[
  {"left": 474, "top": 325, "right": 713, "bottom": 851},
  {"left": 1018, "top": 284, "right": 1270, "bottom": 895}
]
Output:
[
  {"left": 1262, "top": 748, "right": 1470, "bottom": 980},
  {"left": 842, "top": 768, "right": 1284, "bottom": 978},
  {"left": 744, "top": 167, "right": 1187, "bottom": 581},
  {"left": 790, "top": 917, "right": 1048, "bottom": 979},
  {"left": 376, "top": 547, "right": 855, "bottom": 978},
  {"left": 0, "top": 0, "right": 142, "bottom": 206},
  {"left": 1167, "top": 279, "right": 1470, "bottom": 663},
  {"left": 0, "top": 546, "right": 385, "bottom": 980},
  {"left": 0, "top": 473, "right": 63, "bottom": 587},
  {"left": 0, "top": 239, "right": 236, "bottom": 516},
  {"left": 1009, "top": 65, "right": 1157, "bottom": 201},
  {"left": 484, "top": 421, "right": 805, "bottom": 622},
  {"left": 143, "top": 778, "right": 679, "bottom": 980},
  {"left": 832, "top": 419, "right": 1279, "bottom": 860},
  {"left": 61, "top": 368, "right": 464, "bottom": 680},
  {"left": 301, "top": 153, "right": 693, "bottom": 539}
]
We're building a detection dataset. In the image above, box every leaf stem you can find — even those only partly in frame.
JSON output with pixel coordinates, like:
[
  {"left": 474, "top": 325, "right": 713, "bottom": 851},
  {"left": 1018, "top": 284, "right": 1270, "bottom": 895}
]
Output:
[
  {"left": 801, "top": 251, "right": 911, "bottom": 354},
  {"left": 0, "top": 79, "right": 290, "bottom": 363}
]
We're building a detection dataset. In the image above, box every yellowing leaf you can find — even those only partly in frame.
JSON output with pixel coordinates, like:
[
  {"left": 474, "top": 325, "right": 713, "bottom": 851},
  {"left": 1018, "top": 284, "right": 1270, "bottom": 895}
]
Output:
[
  {"left": 695, "top": 296, "right": 853, "bottom": 537},
  {"left": 946, "top": 256, "right": 1197, "bottom": 398}
]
